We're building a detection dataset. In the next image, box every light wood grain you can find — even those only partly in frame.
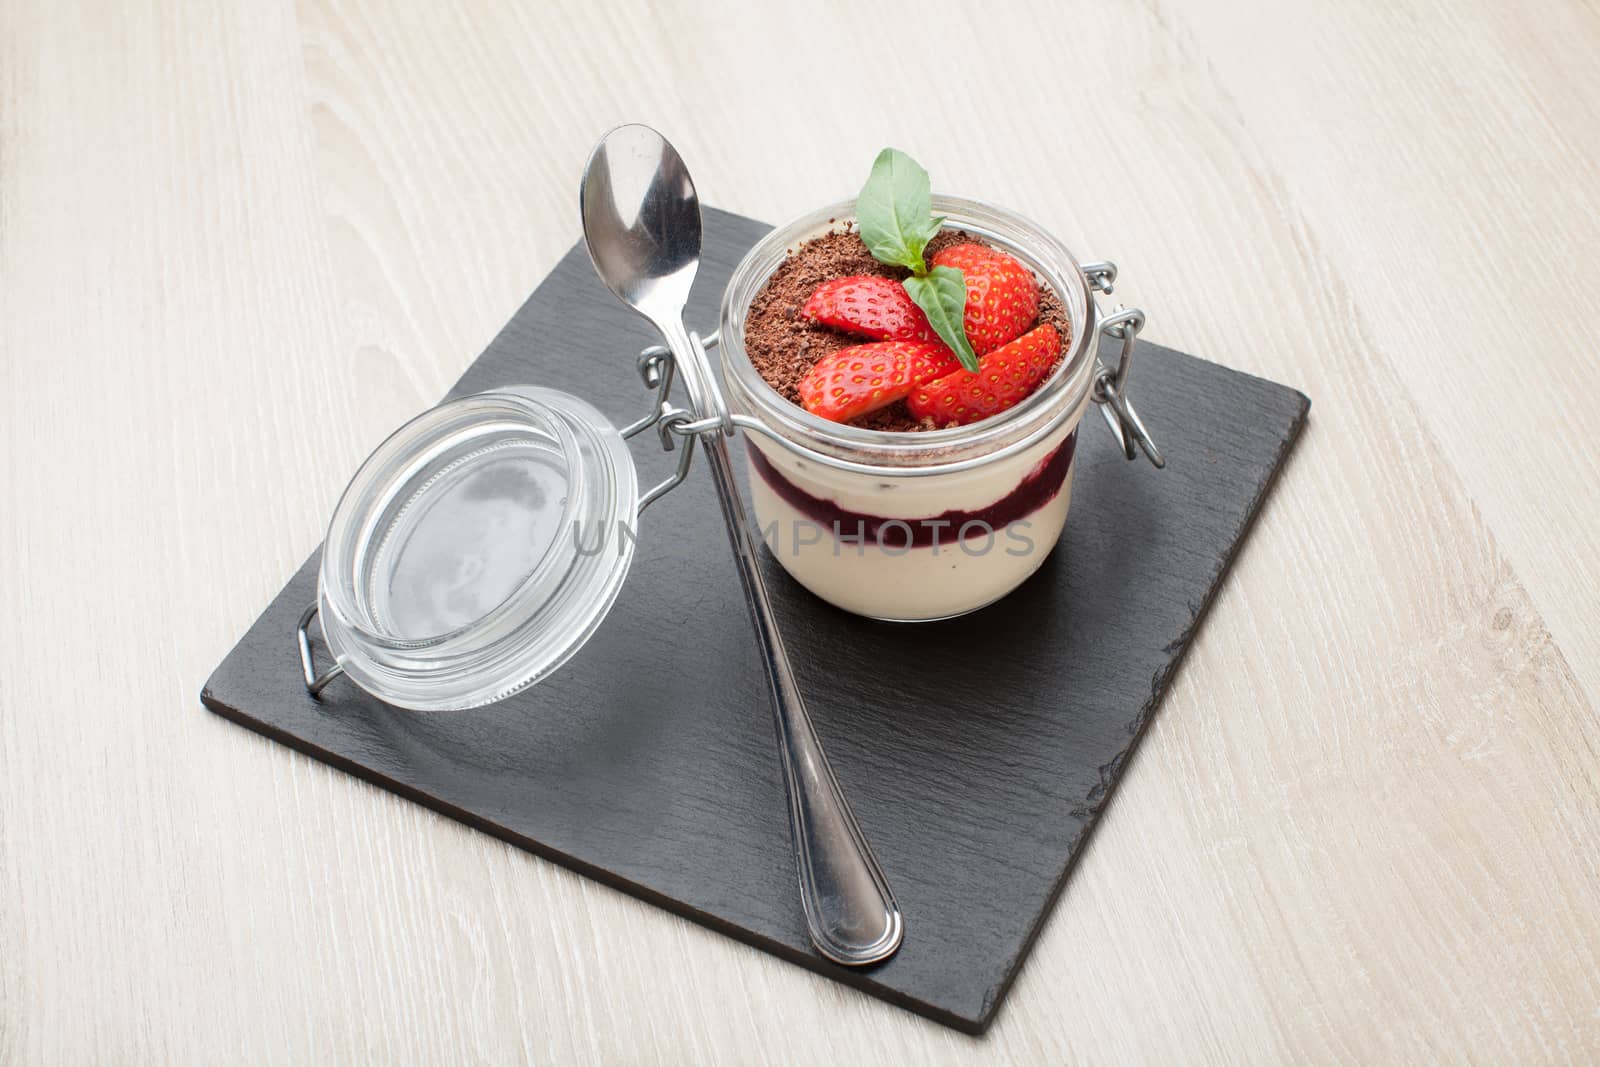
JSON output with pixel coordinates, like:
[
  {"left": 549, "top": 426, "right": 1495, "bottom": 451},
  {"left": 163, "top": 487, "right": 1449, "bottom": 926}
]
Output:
[{"left": 3, "top": 0, "right": 1599, "bottom": 1062}]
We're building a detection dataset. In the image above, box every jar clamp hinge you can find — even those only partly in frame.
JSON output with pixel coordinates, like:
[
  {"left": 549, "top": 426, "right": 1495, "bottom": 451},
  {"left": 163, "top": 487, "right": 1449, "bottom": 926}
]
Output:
[
  {"left": 624, "top": 331, "right": 729, "bottom": 514},
  {"left": 1083, "top": 261, "right": 1164, "bottom": 469}
]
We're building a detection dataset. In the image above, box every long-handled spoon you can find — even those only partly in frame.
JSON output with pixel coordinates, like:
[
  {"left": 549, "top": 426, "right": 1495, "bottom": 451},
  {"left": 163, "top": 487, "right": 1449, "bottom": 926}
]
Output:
[{"left": 581, "top": 124, "right": 903, "bottom": 966}]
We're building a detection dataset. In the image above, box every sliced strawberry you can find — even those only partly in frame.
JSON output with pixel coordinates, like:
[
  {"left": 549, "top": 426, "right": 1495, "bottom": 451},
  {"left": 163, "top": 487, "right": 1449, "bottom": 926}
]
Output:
[
  {"left": 798, "top": 341, "right": 962, "bottom": 423},
  {"left": 907, "top": 323, "right": 1061, "bottom": 427},
  {"left": 801, "top": 275, "right": 935, "bottom": 343},
  {"left": 929, "top": 243, "right": 1039, "bottom": 355}
]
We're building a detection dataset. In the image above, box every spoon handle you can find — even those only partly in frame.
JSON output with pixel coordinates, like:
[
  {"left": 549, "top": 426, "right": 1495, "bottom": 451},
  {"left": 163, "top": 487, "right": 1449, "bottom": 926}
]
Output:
[
  {"left": 664, "top": 320, "right": 903, "bottom": 967},
  {"left": 704, "top": 435, "right": 904, "bottom": 965}
]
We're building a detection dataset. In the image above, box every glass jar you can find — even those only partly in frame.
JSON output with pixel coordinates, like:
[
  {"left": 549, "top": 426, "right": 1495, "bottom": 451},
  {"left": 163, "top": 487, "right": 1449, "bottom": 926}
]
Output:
[
  {"left": 296, "top": 199, "right": 1158, "bottom": 708},
  {"left": 718, "top": 196, "right": 1147, "bottom": 622}
]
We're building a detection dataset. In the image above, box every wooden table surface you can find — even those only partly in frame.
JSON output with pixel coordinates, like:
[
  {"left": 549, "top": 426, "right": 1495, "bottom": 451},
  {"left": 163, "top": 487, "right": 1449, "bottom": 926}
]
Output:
[{"left": 4, "top": 1, "right": 1598, "bottom": 1062}]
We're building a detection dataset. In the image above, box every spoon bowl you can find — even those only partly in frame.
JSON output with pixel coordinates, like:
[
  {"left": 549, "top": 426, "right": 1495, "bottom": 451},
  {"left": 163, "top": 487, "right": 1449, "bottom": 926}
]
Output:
[{"left": 580, "top": 125, "right": 701, "bottom": 321}]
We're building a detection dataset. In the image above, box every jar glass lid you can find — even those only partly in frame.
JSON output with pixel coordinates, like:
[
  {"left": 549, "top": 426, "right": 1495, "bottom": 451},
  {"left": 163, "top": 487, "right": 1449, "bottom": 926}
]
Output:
[{"left": 315, "top": 386, "right": 638, "bottom": 711}]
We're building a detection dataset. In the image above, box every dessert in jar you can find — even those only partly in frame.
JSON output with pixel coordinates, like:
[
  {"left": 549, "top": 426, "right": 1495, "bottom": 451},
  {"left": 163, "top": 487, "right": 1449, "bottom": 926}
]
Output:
[{"left": 719, "top": 150, "right": 1144, "bottom": 621}]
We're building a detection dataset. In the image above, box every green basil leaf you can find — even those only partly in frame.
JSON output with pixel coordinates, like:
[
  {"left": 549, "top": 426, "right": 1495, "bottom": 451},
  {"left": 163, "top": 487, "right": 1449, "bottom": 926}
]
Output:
[
  {"left": 904, "top": 266, "right": 980, "bottom": 373},
  {"left": 857, "top": 148, "right": 934, "bottom": 273}
]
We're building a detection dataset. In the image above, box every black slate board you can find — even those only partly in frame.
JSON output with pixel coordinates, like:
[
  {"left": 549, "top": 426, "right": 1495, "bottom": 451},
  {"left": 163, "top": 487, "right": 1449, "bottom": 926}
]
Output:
[{"left": 202, "top": 208, "right": 1309, "bottom": 1034}]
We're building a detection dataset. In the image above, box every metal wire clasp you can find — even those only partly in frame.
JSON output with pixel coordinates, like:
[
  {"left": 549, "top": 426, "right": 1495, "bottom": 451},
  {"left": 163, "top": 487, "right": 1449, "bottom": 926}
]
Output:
[
  {"left": 1085, "top": 262, "right": 1163, "bottom": 468},
  {"left": 297, "top": 602, "right": 345, "bottom": 698},
  {"left": 624, "top": 332, "right": 728, "bottom": 514}
]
